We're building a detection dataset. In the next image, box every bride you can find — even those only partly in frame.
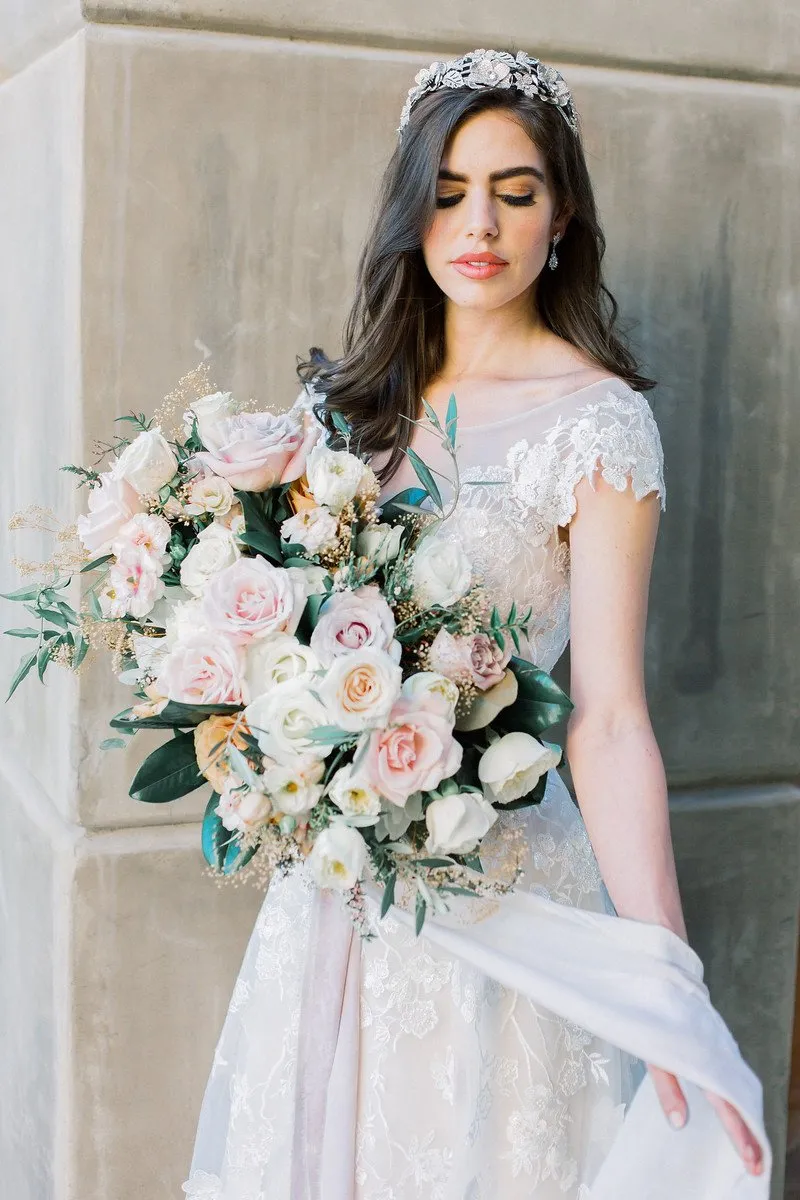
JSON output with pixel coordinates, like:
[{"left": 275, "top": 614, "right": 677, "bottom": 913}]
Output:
[{"left": 182, "top": 48, "right": 768, "bottom": 1199}]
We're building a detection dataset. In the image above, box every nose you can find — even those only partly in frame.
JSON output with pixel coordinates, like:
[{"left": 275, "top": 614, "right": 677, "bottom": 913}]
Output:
[{"left": 465, "top": 190, "right": 499, "bottom": 240}]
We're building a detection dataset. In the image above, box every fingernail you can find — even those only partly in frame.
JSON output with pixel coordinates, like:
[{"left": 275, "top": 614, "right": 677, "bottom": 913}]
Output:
[{"left": 668, "top": 1110, "right": 685, "bottom": 1129}]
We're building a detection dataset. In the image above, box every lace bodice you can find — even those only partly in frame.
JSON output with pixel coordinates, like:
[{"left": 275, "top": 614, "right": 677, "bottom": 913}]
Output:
[{"left": 378, "top": 377, "right": 666, "bottom": 672}]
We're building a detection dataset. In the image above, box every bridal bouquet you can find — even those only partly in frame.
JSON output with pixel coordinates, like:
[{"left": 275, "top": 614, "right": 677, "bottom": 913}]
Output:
[{"left": 3, "top": 366, "right": 572, "bottom": 934}]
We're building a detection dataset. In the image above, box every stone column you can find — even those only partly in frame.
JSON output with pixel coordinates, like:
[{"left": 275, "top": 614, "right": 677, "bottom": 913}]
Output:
[{"left": 1, "top": 5, "right": 798, "bottom": 1198}]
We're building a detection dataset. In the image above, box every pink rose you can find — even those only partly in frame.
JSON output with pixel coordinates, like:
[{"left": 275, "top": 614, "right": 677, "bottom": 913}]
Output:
[
  {"left": 155, "top": 629, "right": 246, "bottom": 704},
  {"left": 363, "top": 699, "right": 462, "bottom": 807},
  {"left": 189, "top": 410, "right": 306, "bottom": 492},
  {"left": 279, "top": 407, "right": 322, "bottom": 485},
  {"left": 201, "top": 556, "right": 306, "bottom": 645},
  {"left": 428, "top": 629, "right": 510, "bottom": 691},
  {"left": 310, "top": 585, "right": 400, "bottom": 667},
  {"left": 76, "top": 471, "right": 147, "bottom": 556}
]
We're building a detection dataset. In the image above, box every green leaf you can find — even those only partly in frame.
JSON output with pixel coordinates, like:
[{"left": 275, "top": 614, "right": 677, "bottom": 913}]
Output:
[
  {"left": 445, "top": 392, "right": 458, "bottom": 448},
  {"left": 414, "top": 856, "right": 454, "bottom": 868},
  {"left": 36, "top": 642, "right": 54, "bottom": 682},
  {"left": 237, "top": 529, "right": 282, "bottom": 564},
  {"left": 111, "top": 700, "right": 240, "bottom": 731},
  {"left": 73, "top": 635, "right": 89, "bottom": 669},
  {"left": 201, "top": 791, "right": 258, "bottom": 875},
  {"left": 502, "top": 656, "right": 574, "bottom": 734},
  {"left": 80, "top": 554, "right": 113, "bottom": 573},
  {"left": 129, "top": 731, "right": 206, "bottom": 804},
  {"left": 100, "top": 737, "right": 127, "bottom": 750},
  {"left": 404, "top": 448, "right": 443, "bottom": 511},
  {"left": 421, "top": 397, "right": 444, "bottom": 434},
  {"left": 36, "top": 608, "right": 70, "bottom": 630},
  {"left": 307, "top": 725, "right": 354, "bottom": 747},
  {"left": 88, "top": 590, "right": 102, "bottom": 620},
  {"left": 0, "top": 585, "right": 42, "bottom": 602},
  {"left": 414, "top": 891, "right": 428, "bottom": 936},
  {"left": 55, "top": 600, "right": 80, "bottom": 626},
  {"left": 380, "top": 871, "right": 397, "bottom": 918},
  {"left": 3, "top": 627, "right": 39, "bottom": 638},
  {"left": 331, "top": 409, "right": 352, "bottom": 438},
  {"left": 380, "top": 487, "right": 428, "bottom": 520},
  {"left": 6, "top": 650, "right": 38, "bottom": 700}
]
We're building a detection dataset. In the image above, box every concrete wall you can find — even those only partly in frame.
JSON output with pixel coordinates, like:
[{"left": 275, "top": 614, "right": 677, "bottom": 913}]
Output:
[{"left": 1, "top": 4, "right": 798, "bottom": 1198}]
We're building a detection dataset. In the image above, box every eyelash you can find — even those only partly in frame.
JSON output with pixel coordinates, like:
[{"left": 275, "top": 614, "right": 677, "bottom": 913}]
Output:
[{"left": 435, "top": 193, "right": 535, "bottom": 208}]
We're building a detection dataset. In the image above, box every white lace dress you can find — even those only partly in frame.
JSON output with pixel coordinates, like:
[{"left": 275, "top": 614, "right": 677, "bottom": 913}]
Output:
[{"left": 181, "top": 379, "right": 763, "bottom": 1200}]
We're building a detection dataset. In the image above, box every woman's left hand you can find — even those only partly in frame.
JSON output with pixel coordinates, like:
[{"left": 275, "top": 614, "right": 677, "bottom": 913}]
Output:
[{"left": 647, "top": 1063, "right": 764, "bottom": 1175}]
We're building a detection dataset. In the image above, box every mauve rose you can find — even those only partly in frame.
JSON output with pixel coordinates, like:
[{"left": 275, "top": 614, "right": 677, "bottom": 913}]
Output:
[
  {"left": 201, "top": 557, "right": 307, "bottom": 645},
  {"left": 76, "top": 471, "right": 147, "bottom": 556},
  {"left": 189, "top": 410, "right": 306, "bottom": 492},
  {"left": 428, "top": 628, "right": 510, "bottom": 691},
  {"left": 155, "top": 629, "right": 246, "bottom": 705},
  {"left": 363, "top": 699, "right": 462, "bottom": 807},
  {"left": 310, "top": 585, "right": 400, "bottom": 667}
]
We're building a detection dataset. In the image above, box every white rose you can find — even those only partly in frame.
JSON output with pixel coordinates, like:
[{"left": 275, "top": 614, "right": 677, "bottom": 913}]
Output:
[
  {"left": 216, "top": 777, "right": 272, "bottom": 834},
  {"left": 297, "top": 564, "right": 331, "bottom": 596},
  {"left": 281, "top": 506, "right": 338, "bottom": 554},
  {"left": 327, "top": 764, "right": 382, "bottom": 821},
  {"left": 400, "top": 671, "right": 459, "bottom": 721},
  {"left": 356, "top": 522, "right": 404, "bottom": 567},
  {"left": 263, "top": 759, "right": 324, "bottom": 817},
  {"left": 110, "top": 427, "right": 178, "bottom": 496},
  {"left": 179, "top": 522, "right": 241, "bottom": 598},
  {"left": 184, "top": 390, "right": 239, "bottom": 443},
  {"left": 307, "top": 823, "right": 368, "bottom": 891},
  {"left": 163, "top": 596, "right": 210, "bottom": 646},
  {"left": 318, "top": 648, "right": 402, "bottom": 732},
  {"left": 424, "top": 791, "right": 498, "bottom": 856},
  {"left": 244, "top": 679, "right": 331, "bottom": 766},
  {"left": 412, "top": 537, "right": 472, "bottom": 608},
  {"left": 306, "top": 443, "right": 367, "bottom": 513},
  {"left": 478, "top": 732, "right": 562, "bottom": 804},
  {"left": 184, "top": 473, "right": 235, "bottom": 517},
  {"left": 242, "top": 634, "right": 320, "bottom": 704}
]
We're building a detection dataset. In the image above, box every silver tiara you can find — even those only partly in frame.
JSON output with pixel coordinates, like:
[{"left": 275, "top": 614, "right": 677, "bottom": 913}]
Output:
[{"left": 397, "top": 48, "right": 578, "bottom": 139}]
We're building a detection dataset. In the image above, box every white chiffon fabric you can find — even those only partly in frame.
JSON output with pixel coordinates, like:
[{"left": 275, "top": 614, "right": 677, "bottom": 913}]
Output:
[{"left": 182, "top": 378, "right": 771, "bottom": 1199}]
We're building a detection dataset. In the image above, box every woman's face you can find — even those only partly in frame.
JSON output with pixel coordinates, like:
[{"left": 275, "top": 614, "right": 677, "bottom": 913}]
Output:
[{"left": 421, "top": 108, "right": 564, "bottom": 314}]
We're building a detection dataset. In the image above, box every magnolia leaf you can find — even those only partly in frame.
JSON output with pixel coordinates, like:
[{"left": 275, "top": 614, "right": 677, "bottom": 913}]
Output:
[{"left": 129, "top": 731, "right": 206, "bottom": 804}]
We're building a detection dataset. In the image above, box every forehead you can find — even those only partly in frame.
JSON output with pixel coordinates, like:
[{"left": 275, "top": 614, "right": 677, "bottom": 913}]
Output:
[{"left": 440, "top": 109, "right": 544, "bottom": 175}]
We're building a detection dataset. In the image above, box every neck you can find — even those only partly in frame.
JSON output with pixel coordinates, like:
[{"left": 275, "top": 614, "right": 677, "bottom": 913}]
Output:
[{"left": 439, "top": 288, "right": 548, "bottom": 382}]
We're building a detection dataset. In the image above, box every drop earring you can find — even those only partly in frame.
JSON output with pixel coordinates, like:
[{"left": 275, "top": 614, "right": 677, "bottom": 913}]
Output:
[{"left": 548, "top": 231, "right": 562, "bottom": 271}]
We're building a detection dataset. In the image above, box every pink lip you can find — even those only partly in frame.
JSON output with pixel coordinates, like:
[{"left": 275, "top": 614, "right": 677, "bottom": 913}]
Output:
[{"left": 451, "top": 260, "right": 508, "bottom": 279}]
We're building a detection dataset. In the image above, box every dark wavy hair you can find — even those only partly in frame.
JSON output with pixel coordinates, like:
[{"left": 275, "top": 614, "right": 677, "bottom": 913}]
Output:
[{"left": 296, "top": 75, "right": 656, "bottom": 483}]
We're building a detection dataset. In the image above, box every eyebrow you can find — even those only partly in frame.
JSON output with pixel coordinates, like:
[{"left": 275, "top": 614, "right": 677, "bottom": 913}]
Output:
[{"left": 437, "top": 166, "right": 546, "bottom": 185}]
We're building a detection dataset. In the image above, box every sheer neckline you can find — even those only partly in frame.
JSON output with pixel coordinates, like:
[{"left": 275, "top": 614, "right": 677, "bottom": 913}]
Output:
[{"left": 421, "top": 375, "right": 629, "bottom": 433}]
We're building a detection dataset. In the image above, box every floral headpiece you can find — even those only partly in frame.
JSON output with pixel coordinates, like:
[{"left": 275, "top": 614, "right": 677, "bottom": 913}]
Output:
[{"left": 397, "top": 48, "right": 578, "bottom": 140}]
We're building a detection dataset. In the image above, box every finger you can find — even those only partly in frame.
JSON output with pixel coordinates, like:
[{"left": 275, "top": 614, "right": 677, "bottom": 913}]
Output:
[
  {"left": 646, "top": 1064, "right": 688, "bottom": 1128},
  {"left": 703, "top": 1091, "right": 764, "bottom": 1174}
]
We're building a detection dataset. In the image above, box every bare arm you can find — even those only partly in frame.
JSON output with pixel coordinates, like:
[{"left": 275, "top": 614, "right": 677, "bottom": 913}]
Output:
[{"left": 564, "top": 471, "right": 686, "bottom": 940}]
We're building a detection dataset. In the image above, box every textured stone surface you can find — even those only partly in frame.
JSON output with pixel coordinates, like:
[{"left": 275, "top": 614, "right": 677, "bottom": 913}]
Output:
[{"left": 671, "top": 784, "right": 800, "bottom": 1200}]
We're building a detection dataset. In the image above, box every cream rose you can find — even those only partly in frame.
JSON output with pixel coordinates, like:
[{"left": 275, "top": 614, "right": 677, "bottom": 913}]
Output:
[
  {"left": 202, "top": 557, "right": 307, "bottom": 644},
  {"left": 183, "top": 473, "right": 235, "bottom": 517},
  {"left": 244, "top": 679, "right": 331, "bottom": 766},
  {"left": 280, "top": 505, "right": 338, "bottom": 555},
  {"left": 184, "top": 390, "right": 239, "bottom": 444},
  {"left": 318, "top": 648, "right": 402, "bottom": 732},
  {"left": 363, "top": 700, "right": 462, "bottom": 807},
  {"left": 263, "top": 759, "right": 324, "bottom": 817},
  {"left": 190, "top": 410, "right": 306, "bottom": 492},
  {"left": 76, "top": 471, "right": 147, "bottom": 556},
  {"left": 307, "top": 823, "right": 368, "bottom": 891},
  {"left": 180, "top": 522, "right": 242, "bottom": 598},
  {"left": 424, "top": 791, "right": 498, "bottom": 856},
  {"left": 326, "top": 764, "right": 382, "bottom": 821},
  {"left": 411, "top": 536, "right": 472, "bottom": 609},
  {"left": 355, "top": 522, "right": 404, "bottom": 567},
  {"left": 310, "top": 585, "right": 400, "bottom": 666},
  {"left": 400, "top": 671, "right": 459, "bottom": 721},
  {"left": 110, "top": 427, "right": 178, "bottom": 496},
  {"left": 478, "top": 732, "right": 562, "bottom": 804},
  {"left": 242, "top": 634, "right": 320, "bottom": 704},
  {"left": 155, "top": 629, "right": 246, "bottom": 705},
  {"left": 215, "top": 777, "right": 273, "bottom": 835},
  {"left": 305, "top": 443, "right": 367, "bottom": 513}
]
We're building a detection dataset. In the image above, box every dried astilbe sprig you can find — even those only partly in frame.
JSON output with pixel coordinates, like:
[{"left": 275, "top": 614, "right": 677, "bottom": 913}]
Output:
[
  {"left": 151, "top": 361, "right": 217, "bottom": 439},
  {"left": 8, "top": 506, "right": 90, "bottom": 580}
]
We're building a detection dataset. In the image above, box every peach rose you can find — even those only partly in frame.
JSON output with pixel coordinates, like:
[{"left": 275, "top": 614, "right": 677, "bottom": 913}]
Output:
[
  {"left": 201, "top": 557, "right": 307, "bottom": 645},
  {"left": 194, "top": 714, "right": 251, "bottom": 792},
  {"left": 363, "top": 699, "right": 462, "bottom": 807},
  {"left": 155, "top": 629, "right": 246, "bottom": 704},
  {"left": 189, "top": 410, "right": 307, "bottom": 492}
]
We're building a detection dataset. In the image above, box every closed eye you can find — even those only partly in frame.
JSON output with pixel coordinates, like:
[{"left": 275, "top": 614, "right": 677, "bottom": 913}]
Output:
[{"left": 436, "top": 193, "right": 535, "bottom": 208}]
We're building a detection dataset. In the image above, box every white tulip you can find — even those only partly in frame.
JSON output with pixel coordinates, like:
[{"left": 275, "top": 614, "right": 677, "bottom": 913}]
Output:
[
  {"left": 307, "top": 823, "right": 368, "bottom": 891},
  {"left": 327, "top": 764, "right": 382, "bottom": 821},
  {"left": 356, "top": 522, "right": 404, "bottom": 567},
  {"left": 400, "top": 671, "right": 459, "bottom": 722},
  {"left": 424, "top": 791, "right": 498, "bottom": 856},
  {"left": 478, "top": 732, "right": 562, "bottom": 805}
]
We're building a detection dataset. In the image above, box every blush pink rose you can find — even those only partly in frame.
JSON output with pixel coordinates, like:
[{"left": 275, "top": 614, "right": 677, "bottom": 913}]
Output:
[
  {"left": 310, "top": 585, "right": 399, "bottom": 667},
  {"left": 76, "top": 470, "right": 147, "bottom": 556},
  {"left": 363, "top": 699, "right": 462, "bottom": 807},
  {"left": 428, "top": 628, "right": 510, "bottom": 691},
  {"left": 201, "top": 556, "right": 306, "bottom": 645},
  {"left": 155, "top": 629, "right": 246, "bottom": 705},
  {"left": 189, "top": 410, "right": 306, "bottom": 492}
]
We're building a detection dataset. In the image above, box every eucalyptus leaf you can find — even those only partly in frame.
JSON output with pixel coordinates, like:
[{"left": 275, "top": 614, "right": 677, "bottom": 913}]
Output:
[
  {"left": 380, "top": 872, "right": 397, "bottom": 918},
  {"left": 414, "top": 891, "right": 428, "bottom": 936},
  {"left": 80, "top": 553, "right": 113, "bottom": 573},
  {"left": 405, "top": 448, "right": 443, "bottom": 511},
  {"left": 445, "top": 392, "right": 458, "bottom": 448},
  {"left": 6, "top": 651, "right": 37, "bottom": 700},
  {"left": 3, "top": 628, "right": 39, "bottom": 638},
  {"left": 0, "top": 585, "right": 41, "bottom": 602}
]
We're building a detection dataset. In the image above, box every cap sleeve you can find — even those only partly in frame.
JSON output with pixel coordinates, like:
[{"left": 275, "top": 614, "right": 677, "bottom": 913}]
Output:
[{"left": 506, "top": 386, "right": 667, "bottom": 533}]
